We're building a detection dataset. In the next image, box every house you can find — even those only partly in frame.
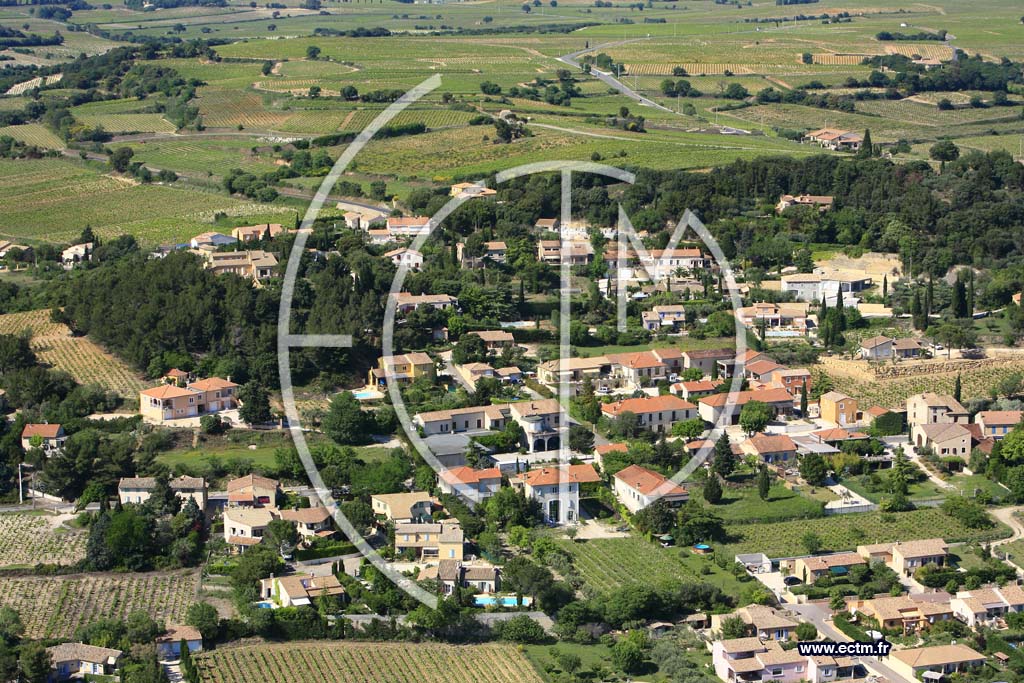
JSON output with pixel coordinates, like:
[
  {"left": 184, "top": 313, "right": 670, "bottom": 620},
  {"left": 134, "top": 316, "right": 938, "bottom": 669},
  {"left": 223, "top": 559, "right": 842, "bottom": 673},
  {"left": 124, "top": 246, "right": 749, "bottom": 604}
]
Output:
[
  {"left": 769, "top": 368, "right": 812, "bottom": 399},
  {"left": 594, "top": 442, "right": 628, "bottom": 468},
  {"left": 20, "top": 423, "right": 66, "bottom": 453},
  {"left": 893, "top": 337, "right": 924, "bottom": 359},
  {"left": 392, "top": 292, "right": 458, "bottom": 314},
  {"left": 438, "top": 466, "right": 502, "bottom": 504},
  {"left": 976, "top": 410, "right": 1023, "bottom": 440},
  {"left": 950, "top": 584, "right": 1024, "bottom": 628},
  {"left": 792, "top": 552, "right": 867, "bottom": 584},
  {"left": 698, "top": 388, "right": 794, "bottom": 425},
  {"left": 640, "top": 247, "right": 709, "bottom": 281},
  {"left": 394, "top": 520, "right": 464, "bottom": 560},
  {"left": 906, "top": 393, "right": 968, "bottom": 428},
  {"left": 139, "top": 376, "right": 238, "bottom": 423},
  {"left": 431, "top": 559, "right": 500, "bottom": 595},
  {"left": 683, "top": 348, "right": 735, "bottom": 376},
  {"left": 367, "top": 352, "right": 435, "bottom": 387},
  {"left": 279, "top": 507, "right": 334, "bottom": 542},
  {"left": 819, "top": 391, "right": 857, "bottom": 427},
  {"left": 383, "top": 247, "right": 424, "bottom": 270},
  {"left": 450, "top": 182, "right": 496, "bottom": 198},
  {"left": 155, "top": 624, "right": 203, "bottom": 660},
  {"left": 495, "top": 366, "right": 522, "bottom": 383},
  {"left": 613, "top": 464, "right": 689, "bottom": 513},
  {"left": 810, "top": 427, "right": 869, "bottom": 445},
  {"left": 672, "top": 379, "right": 724, "bottom": 401},
  {"left": 781, "top": 272, "right": 872, "bottom": 305},
  {"left": 537, "top": 239, "right": 593, "bottom": 265},
  {"left": 163, "top": 367, "right": 192, "bottom": 386},
  {"left": 742, "top": 433, "right": 798, "bottom": 465},
  {"left": 712, "top": 637, "right": 855, "bottom": 683},
  {"left": 859, "top": 335, "right": 894, "bottom": 361},
  {"left": 776, "top": 194, "right": 834, "bottom": 213},
  {"left": 465, "top": 329, "right": 515, "bottom": 351},
  {"left": 226, "top": 474, "right": 279, "bottom": 507},
  {"left": 729, "top": 604, "right": 800, "bottom": 641},
  {"left": 231, "top": 223, "right": 285, "bottom": 242},
  {"left": 370, "top": 491, "right": 439, "bottom": 523},
  {"left": 641, "top": 305, "right": 687, "bottom": 331},
  {"left": 912, "top": 422, "right": 971, "bottom": 455},
  {"left": 458, "top": 241, "right": 507, "bottom": 266},
  {"left": 0, "top": 241, "right": 32, "bottom": 260},
  {"left": 802, "top": 128, "right": 863, "bottom": 151},
  {"left": 341, "top": 208, "right": 381, "bottom": 230},
  {"left": 511, "top": 463, "right": 600, "bottom": 524},
  {"left": 454, "top": 362, "right": 497, "bottom": 389},
  {"left": 735, "top": 302, "right": 810, "bottom": 335},
  {"left": 386, "top": 216, "right": 431, "bottom": 237},
  {"left": 366, "top": 228, "right": 392, "bottom": 245},
  {"left": 857, "top": 538, "right": 948, "bottom": 577},
  {"left": 118, "top": 475, "right": 208, "bottom": 509},
  {"left": 47, "top": 643, "right": 122, "bottom": 681},
  {"left": 223, "top": 506, "right": 276, "bottom": 552},
  {"left": 509, "top": 399, "right": 564, "bottom": 453},
  {"left": 61, "top": 242, "right": 92, "bottom": 269},
  {"left": 606, "top": 351, "right": 670, "bottom": 387},
  {"left": 847, "top": 594, "right": 955, "bottom": 635},
  {"left": 601, "top": 395, "right": 697, "bottom": 433},
  {"left": 537, "top": 356, "right": 612, "bottom": 391},
  {"left": 190, "top": 231, "right": 237, "bottom": 249},
  {"left": 260, "top": 573, "right": 347, "bottom": 608},
  {"left": 887, "top": 644, "right": 985, "bottom": 681},
  {"left": 534, "top": 217, "right": 559, "bottom": 232},
  {"left": 414, "top": 405, "right": 508, "bottom": 437},
  {"left": 202, "top": 250, "right": 278, "bottom": 281},
  {"left": 744, "top": 358, "right": 784, "bottom": 383}
]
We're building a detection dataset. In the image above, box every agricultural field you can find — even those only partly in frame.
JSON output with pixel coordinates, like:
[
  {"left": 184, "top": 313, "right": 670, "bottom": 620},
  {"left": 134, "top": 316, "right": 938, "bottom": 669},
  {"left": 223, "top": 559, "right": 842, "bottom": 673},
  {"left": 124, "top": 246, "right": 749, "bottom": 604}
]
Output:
[
  {"left": 0, "top": 157, "right": 296, "bottom": 245},
  {"left": 0, "top": 309, "right": 145, "bottom": 398},
  {"left": 75, "top": 113, "right": 178, "bottom": 134},
  {"left": 0, "top": 571, "right": 198, "bottom": 639},
  {"left": 0, "top": 123, "right": 65, "bottom": 150},
  {"left": 0, "top": 513, "right": 87, "bottom": 568},
  {"left": 555, "top": 536, "right": 755, "bottom": 601},
  {"left": 719, "top": 508, "right": 1011, "bottom": 559},
  {"left": 195, "top": 642, "right": 544, "bottom": 683}
]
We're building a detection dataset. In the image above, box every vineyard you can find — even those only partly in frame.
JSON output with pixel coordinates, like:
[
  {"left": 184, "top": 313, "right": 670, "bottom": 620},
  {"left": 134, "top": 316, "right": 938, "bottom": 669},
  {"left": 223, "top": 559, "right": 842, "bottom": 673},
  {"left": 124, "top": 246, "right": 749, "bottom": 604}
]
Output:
[
  {"left": 0, "top": 571, "right": 198, "bottom": 638},
  {"left": 719, "top": 508, "right": 1011, "bottom": 559},
  {"left": 0, "top": 513, "right": 87, "bottom": 568},
  {"left": 0, "top": 309, "right": 145, "bottom": 398},
  {"left": 0, "top": 123, "right": 65, "bottom": 150},
  {"left": 195, "top": 642, "right": 545, "bottom": 683},
  {"left": 75, "top": 113, "right": 178, "bottom": 134}
]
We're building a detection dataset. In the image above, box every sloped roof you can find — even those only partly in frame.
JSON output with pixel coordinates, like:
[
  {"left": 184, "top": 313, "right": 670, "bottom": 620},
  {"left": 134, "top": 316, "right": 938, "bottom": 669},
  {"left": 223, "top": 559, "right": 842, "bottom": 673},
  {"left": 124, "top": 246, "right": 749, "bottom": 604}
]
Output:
[
  {"left": 520, "top": 464, "right": 600, "bottom": 487},
  {"left": 614, "top": 464, "right": 687, "bottom": 497}
]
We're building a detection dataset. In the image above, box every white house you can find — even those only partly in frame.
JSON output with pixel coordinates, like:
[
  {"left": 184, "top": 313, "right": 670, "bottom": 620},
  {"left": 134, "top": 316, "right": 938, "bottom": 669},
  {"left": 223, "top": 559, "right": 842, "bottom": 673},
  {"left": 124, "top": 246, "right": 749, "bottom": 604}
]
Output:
[
  {"left": 511, "top": 463, "right": 600, "bottom": 524},
  {"left": 48, "top": 643, "right": 122, "bottom": 681},
  {"left": 61, "top": 242, "right": 92, "bottom": 269},
  {"left": 613, "top": 464, "right": 689, "bottom": 513},
  {"left": 155, "top": 625, "right": 203, "bottom": 660},
  {"left": 438, "top": 466, "right": 502, "bottom": 504},
  {"left": 383, "top": 247, "right": 424, "bottom": 270}
]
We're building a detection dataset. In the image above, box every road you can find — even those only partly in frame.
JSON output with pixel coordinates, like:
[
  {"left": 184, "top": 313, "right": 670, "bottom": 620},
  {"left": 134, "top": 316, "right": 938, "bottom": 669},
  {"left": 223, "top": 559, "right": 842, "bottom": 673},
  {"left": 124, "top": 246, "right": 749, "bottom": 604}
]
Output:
[
  {"left": 789, "top": 602, "right": 913, "bottom": 683},
  {"left": 556, "top": 38, "right": 674, "bottom": 113},
  {"left": 990, "top": 505, "right": 1024, "bottom": 577}
]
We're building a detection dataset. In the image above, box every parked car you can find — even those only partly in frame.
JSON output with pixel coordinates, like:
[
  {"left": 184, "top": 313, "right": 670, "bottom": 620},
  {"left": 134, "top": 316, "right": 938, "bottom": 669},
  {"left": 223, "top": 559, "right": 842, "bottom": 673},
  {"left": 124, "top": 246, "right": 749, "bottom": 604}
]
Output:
[{"left": 783, "top": 576, "right": 803, "bottom": 586}]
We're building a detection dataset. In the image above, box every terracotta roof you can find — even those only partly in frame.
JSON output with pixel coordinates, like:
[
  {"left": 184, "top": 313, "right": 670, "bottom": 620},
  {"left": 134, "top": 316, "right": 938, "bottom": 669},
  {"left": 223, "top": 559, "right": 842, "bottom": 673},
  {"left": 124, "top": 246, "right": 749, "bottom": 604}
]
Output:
[
  {"left": 918, "top": 422, "right": 971, "bottom": 443},
  {"left": 978, "top": 410, "right": 1023, "bottom": 426},
  {"left": 227, "top": 535, "right": 262, "bottom": 546},
  {"left": 271, "top": 573, "right": 347, "bottom": 601},
  {"left": 165, "top": 368, "right": 189, "bottom": 378},
  {"left": 719, "top": 637, "right": 766, "bottom": 654},
  {"left": 520, "top": 464, "right": 599, "bottom": 487},
  {"left": 21, "top": 423, "right": 63, "bottom": 439},
  {"left": 813, "top": 427, "right": 869, "bottom": 442},
  {"left": 47, "top": 643, "right": 122, "bottom": 665},
  {"left": 157, "top": 624, "right": 203, "bottom": 643},
  {"left": 746, "top": 359, "right": 783, "bottom": 375},
  {"left": 188, "top": 376, "right": 238, "bottom": 391},
  {"left": 679, "top": 380, "right": 722, "bottom": 392},
  {"left": 469, "top": 330, "right": 514, "bottom": 343},
  {"left": 607, "top": 351, "right": 667, "bottom": 369},
  {"left": 819, "top": 391, "right": 853, "bottom": 403},
  {"left": 893, "top": 338, "right": 923, "bottom": 350},
  {"left": 440, "top": 466, "right": 502, "bottom": 485},
  {"left": 699, "top": 388, "right": 793, "bottom": 408},
  {"left": 890, "top": 644, "right": 985, "bottom": 669},
  {"left": 601, "top": 394, "right": 695, "bottom": 417},
  {"left": 387, "top": 216, "right": 430, "bottom": 228},
  {"left": 371, "top": 491, "right": 436, "bottom": 519},
  {"left": 800, "top": 551, "right": 866, "bottom": 572},
  {"left": 746, "top": 433, "right": 796, "bottom": 454},
  {"left": 893, "top": 538, "right": 948, "bottom": 559},
  {"left": 614, "top": 464, "right": 687, "bottom": 497},
  {"left": 509, "top": 398, "right": 562, "bottom": 418},
  {"left": 866, "top": 405, "right": 890, "bottom": 418},
  {"left": 227, "top": 473, "right": 279, "bottom": 493},
  {"left": 140, "top": 384, "right": 195, "bottom": 399},
  {"left": 860, "top": 335, "right": 893, "bottom": 350},
  {"left": 595, "top": 443, "right": 628, "bottom": 455},
  {"left": 279, "top": 507, "right": 332, "bottom": 525}
]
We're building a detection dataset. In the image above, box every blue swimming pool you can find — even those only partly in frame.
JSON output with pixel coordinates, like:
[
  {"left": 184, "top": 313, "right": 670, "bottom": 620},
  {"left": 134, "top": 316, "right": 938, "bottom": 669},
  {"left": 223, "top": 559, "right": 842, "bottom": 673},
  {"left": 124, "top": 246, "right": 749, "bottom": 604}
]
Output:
[
  {"left": 352, "top": 390, "right": 377, "bottom": 400},
  {"left": 475, "top": 595, "right": 533, "bottom": 607},
  {"left": 254, "top": 601, "right": 274, "bottom": 609}
]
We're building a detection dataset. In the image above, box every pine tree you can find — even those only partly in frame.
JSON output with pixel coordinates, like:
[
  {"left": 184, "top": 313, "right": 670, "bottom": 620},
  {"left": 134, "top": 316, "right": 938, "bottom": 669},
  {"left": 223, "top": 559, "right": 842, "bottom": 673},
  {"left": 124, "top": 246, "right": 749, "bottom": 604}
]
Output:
[
  {"left": 703, "top": 475, "right": 723, "bottom": 504},
  {"left": 713, "top": 433, "right": 736, "bottom": 478}
]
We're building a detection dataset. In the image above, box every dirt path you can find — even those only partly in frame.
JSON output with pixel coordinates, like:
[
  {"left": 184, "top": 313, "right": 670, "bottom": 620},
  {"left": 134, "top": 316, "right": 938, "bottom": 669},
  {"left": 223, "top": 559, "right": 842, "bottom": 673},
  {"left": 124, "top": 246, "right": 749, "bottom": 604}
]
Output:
[{"left": 990, "top": 505, "right": 1024, "bottom": 576}]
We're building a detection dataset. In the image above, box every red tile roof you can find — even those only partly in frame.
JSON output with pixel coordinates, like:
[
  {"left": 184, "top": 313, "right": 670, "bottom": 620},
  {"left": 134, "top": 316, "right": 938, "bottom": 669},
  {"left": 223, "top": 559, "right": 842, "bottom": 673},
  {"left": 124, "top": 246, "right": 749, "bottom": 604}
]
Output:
[
  {"left": 601, "top": 395, "right": 696, "bottom": 417},
  {"left": 614, "top": 464, "right": 688, "bottom": 497},
  {"left": 21, "top": 423, "right": 62, "bottom": 439},
  {"left": 520, "top": 464, "right": 600, "bottom": 487}
]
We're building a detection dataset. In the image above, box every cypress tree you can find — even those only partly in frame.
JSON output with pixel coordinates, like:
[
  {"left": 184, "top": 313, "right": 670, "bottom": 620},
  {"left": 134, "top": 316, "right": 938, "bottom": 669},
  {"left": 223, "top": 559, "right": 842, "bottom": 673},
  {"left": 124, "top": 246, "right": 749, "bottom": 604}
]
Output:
[
  {"left": 757, "top": 464, "right": 771, "bottom": 501},
  {"left": 911, "top": 290, "right": 924, "bottom": 330},
  {"left": 926, "top": 277, "right": 934, "bottom": 317},
  {"left": 882, "top": 275, "right": 888, "bottom": 300},
  {"left": 857, "top": 129, "right": 873, "bottom": 159},
  {"left": 800, "top": 380, "right": 809, "bottom": 416},
  {"left": 953, "top": 373, "right": 962, "bottom": 404}
]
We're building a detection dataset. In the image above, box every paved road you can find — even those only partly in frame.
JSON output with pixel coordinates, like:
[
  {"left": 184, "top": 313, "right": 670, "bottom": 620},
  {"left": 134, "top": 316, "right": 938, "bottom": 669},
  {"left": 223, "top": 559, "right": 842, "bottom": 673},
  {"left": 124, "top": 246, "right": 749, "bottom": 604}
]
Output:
[
  {"left": 557, "top": 38, "right": 673, "bottom": 113},
  {"left": 789, "top": 602, "right": 913, "bottom": 683}
]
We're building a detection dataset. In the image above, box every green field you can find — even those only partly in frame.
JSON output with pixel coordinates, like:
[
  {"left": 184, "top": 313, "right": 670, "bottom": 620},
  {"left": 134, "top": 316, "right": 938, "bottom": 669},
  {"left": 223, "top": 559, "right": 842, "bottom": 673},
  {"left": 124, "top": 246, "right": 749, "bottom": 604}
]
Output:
[
  {"left": 698, "top": 477, "right": 827, "bottom": 524},
  {"left": 720, "top": 508, "right": 1012, "bottom": 559},
  {"left": 0, "top": 157, "right": 296, "bottom": 245}
]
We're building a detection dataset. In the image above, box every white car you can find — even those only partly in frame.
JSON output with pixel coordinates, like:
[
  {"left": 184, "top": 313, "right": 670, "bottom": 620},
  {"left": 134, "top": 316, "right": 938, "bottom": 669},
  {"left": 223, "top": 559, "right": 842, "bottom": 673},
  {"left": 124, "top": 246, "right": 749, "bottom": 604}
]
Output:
[{"left": 596, "top": 386, "right": 611, "bottom": 395}]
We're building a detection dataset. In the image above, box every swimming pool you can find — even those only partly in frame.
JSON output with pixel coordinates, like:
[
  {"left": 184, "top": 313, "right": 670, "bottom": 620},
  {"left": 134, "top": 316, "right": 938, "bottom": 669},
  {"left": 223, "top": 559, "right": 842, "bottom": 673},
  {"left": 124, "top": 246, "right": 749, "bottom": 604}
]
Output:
[
  {"left": 254, "top": 601, "right": 274, "bottom": 609},
  {"left": 352, "top": 390, "right": 378, "bottom": 400},
  {"left": 474, "top": 595, "right": 533, "bottom": 607}
]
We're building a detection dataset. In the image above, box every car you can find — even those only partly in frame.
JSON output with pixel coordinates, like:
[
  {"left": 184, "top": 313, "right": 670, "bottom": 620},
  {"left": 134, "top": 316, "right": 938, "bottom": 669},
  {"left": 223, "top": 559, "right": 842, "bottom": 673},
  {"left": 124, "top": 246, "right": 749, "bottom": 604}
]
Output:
[
  {"left": 668, "top": 373, "right": 680, "bottom": 382},
  {"left": 783, "top": 576, "right": 803, "bottom": 586},
  {"left": 596, "top": 386, "right": 611, "bottom": 395}
]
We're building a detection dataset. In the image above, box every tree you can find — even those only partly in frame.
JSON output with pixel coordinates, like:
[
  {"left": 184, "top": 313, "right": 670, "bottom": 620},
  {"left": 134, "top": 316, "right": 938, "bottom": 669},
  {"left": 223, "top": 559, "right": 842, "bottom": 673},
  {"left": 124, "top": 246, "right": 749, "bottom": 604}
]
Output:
[
  {"left": 800, "top": 453, "right": 828, "bottom": 487},
  {"left": 238, "top": 382, "right": 273, "bottom": 424},
  {"left": 568, "top": 424, "right": 594, "bottom": 453},
  {"left": 756, "top": 464, "right": 771, "bottom": 501},
  {"left": 305, "top": 45, "right": 321, "bottom": 60},
  {"left": 672, "top": 417, "right": 705, "bottom": 439},
  {"left": 952, "top": 278, "right": 968, "bottom": 318},
  {"left": 911, "top": 290, "right": 925, "bottom": 330},
  {"left": 713, "top": 433, "right": 736, "bottom": 477},
  {"left": 795, "top": 621, "right": 817, "bottom": 640},
  {"left": 703, "top": 475, "right": 723, "bottom": 504},
  {"left": 719, "top": 615, "right": 747, "bottom": 639},
  {"left": 799, "top": 381, "right": 808, "bottom": 416},
  {"left": 930, "top": 139, "right": 959, "bottom": 161},
  {"left": 110, "top": 147, "right": 134, "bottom": 173},
  {"left": 0, "top": 608, "right": 22, "bottom": 645},
  {"left": 739, "top": 400, "right": 772, "bottom": 434},
  {"left": 611, "top": 638, "right": 644, "bottom": 674},
  {"left": 856, "top": 129, "right": 873, "bottom": 159},
  {"left": 496, "top": 615, "right": 547, "bottom": 644},
  {"left": 953, "top": 373, "right": 962, "bottom": 404},
  {"left": 185, "top": 602, "right": 219, "bottom": 643},
  {"left": 18, "top": 642, "right": 50, "bottom": 683},
  {"left": 801, "top": 531, "right": 822, "bottom": 555},
  {"left": 265, "top": 519, "right": 299, "bottom": 556},
  {"left": 323, "top": 392, "right": 373, "bottom": 445}
]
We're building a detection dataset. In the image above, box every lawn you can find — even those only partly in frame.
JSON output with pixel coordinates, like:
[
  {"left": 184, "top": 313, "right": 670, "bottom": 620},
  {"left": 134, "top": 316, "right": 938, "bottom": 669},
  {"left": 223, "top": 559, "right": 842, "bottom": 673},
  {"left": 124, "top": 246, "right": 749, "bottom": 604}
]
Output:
[
  {"left": 157, "top": 431, "right": 391, "bottom": 471},
  {"left": 719, "top": 508, "right": 1012, "bottom": 559},
  {"left": 697, "top": 475, "right": 826, "bottom": 524},
  {"left": 999, "top": 537, "right": 1024, "bottom": 568},
  {"left": 839, "top": 473, "right": 949, "bottom": 505}
]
